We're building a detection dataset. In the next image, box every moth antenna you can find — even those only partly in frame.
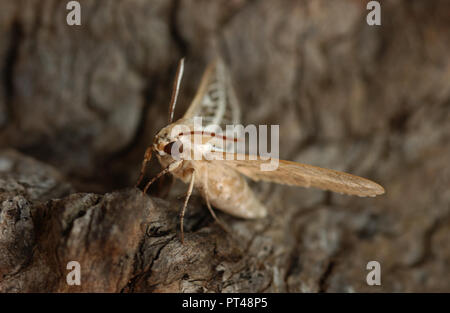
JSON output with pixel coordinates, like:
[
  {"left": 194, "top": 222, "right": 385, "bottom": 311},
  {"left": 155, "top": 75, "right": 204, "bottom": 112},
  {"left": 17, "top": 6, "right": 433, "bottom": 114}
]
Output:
[{"left": 168, "top": 58, "right": 185, "bottom": 124}]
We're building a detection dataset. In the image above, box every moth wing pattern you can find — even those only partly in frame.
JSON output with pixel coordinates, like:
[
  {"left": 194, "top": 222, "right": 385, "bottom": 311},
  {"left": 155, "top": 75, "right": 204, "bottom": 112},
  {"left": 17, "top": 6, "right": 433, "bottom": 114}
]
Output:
[
  {"left": 182, "top": 58, "right": 242, "bottom": 152},
  {"left": 208, "top": 152, "right": 385, "bottom": 197},
  {"left": 184, "top": 58, "right": 240, "bottom": 126}
]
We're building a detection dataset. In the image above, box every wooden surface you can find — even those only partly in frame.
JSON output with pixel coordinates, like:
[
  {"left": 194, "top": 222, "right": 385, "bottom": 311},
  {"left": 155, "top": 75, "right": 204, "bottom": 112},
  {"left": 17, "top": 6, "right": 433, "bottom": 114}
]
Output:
[{"left": 0, "top": 0, "right": 449, "bottom": 292}]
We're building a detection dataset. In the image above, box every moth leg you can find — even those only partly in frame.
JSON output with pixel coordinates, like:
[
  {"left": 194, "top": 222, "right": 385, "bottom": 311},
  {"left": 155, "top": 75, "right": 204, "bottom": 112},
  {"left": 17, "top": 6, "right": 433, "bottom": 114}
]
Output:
[
  {"left": 136, "top": 147, "right": 152, "bottom": 187},
  {"left": 203, "top": 170, "right": 231, "bottom": 234},
  {"left": 180, "top": 169, "right": 195, "bottom": 244},
  {"left": 142, "top": 160, "right": 182, "bottom": 195},
  {"left": 176, "top": 191, "right": 189, "bottom": 200}
]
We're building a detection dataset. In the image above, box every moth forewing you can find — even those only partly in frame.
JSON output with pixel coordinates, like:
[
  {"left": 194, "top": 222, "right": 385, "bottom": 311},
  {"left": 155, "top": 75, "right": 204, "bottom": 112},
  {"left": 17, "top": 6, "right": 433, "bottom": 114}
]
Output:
[
  {"left": 207, "top": 151, "right": 385, "bottom": 197},
  {"left": 168, "top": 58, "right": 185, "bottom": 124}
]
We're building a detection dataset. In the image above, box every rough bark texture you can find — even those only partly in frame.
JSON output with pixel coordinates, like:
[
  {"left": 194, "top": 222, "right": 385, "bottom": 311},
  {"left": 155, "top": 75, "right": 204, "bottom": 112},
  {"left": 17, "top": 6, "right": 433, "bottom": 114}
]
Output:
[{"left": 0, "top": 0, "right": 449, "bottom": 292}]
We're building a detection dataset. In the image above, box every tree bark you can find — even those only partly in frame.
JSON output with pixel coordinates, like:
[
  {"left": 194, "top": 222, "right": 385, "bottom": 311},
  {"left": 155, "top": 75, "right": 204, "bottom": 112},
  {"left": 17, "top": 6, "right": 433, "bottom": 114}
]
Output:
[{"left": 0, "top": 0, "right": 449, "bottom": 292}]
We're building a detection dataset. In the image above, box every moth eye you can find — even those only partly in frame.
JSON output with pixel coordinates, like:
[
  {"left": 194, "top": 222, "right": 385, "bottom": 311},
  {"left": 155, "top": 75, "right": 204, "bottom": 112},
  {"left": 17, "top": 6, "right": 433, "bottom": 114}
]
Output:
[
  {"left": 163, "top": 142, "right": 174, "bottom": 155},
  {"left": 163, "top": 141, "right": 183, "bottom": 156}
]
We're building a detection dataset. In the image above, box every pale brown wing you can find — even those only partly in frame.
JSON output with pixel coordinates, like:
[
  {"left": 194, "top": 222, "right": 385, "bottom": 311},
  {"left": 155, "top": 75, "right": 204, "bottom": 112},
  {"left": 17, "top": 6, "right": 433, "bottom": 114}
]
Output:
[
  {"left": 208, "top": 152, "right": 385, "bottom": 197},
  {"left": 183, "top": 58, "right": 240, "bottom": 128}
]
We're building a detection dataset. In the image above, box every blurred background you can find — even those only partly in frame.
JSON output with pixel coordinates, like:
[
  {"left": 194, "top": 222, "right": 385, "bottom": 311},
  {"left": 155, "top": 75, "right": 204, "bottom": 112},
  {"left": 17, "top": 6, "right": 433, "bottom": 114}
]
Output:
[{"left": 0, "top": 0, "right": 449, "bottom": 292}]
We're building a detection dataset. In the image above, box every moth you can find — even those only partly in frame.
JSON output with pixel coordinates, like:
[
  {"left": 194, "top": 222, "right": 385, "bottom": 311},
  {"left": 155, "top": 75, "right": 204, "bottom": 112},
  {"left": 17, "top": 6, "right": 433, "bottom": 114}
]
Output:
[{"left": 136, "top": 58, "right": 385, "bottom": 243}]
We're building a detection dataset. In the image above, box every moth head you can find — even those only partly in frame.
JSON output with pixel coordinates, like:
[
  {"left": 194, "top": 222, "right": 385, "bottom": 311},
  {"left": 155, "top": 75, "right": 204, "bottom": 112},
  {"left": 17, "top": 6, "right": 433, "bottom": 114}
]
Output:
[{"left": 153, "top": 127, "right": 184, "bottom": 160}]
